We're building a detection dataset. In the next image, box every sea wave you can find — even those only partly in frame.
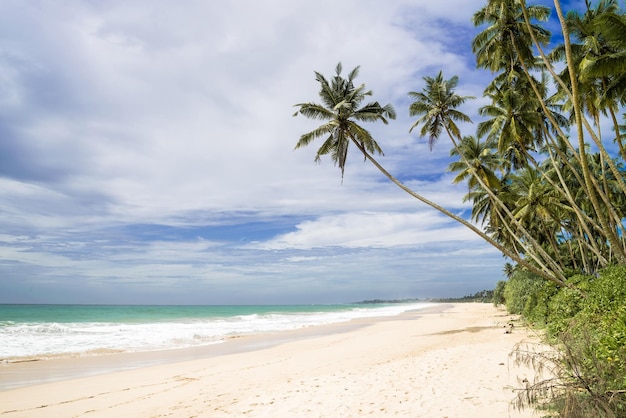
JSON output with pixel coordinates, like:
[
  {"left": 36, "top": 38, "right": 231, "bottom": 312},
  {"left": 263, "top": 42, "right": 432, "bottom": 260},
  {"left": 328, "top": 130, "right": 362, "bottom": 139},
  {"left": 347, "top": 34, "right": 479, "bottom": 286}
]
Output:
[{"left": 0, "top": 303, "right": 434, "bottom": 359}]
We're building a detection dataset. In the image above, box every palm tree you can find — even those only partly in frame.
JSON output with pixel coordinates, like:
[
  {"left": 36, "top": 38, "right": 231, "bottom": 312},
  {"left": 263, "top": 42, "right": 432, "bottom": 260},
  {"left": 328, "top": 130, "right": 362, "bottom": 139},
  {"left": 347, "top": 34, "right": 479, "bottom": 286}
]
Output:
[
  {"left": 503, "top": 262, "right": 516, "bottom": 279},
  {"left": 509, "top": 167, "right": 572, "bottom": 269},
  {"left": 516, "top": 0, "right": 626, "bottom": 264},
  {"left": 448, "top": 135, "right": 504, "bottom": 192},
  {"left": 408, "top": 71, "right": 474, "bottom": 149},
  {"left": 409, "top": 70, "right": 568, "bottom": 285},
  {"left": 550, "top": 0, "right": 626, "bottom": 159},
  {"left": 293, "top": 63, "right": 396, "bottom": 179},
  {"left": 477, "top": 80, "right": 543, "bottom": 168},
  {"left": 472, "top": 0, "right": 551, "bottom": 73},
  {"left": 294, "top": 63, "right": 568, "bottom": 287},
  {"left": 550, "top": 0, "right": 626, "bottom": 262},
  {"left": 580, "top": 3, "right": 626, "bottom": 95}
]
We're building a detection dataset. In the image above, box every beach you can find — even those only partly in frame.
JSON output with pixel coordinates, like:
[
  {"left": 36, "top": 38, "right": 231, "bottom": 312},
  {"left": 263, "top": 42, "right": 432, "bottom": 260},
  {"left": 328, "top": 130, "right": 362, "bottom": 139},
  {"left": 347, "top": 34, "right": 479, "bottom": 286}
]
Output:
[{"left": 0, "top": 303, "right": 542, "bottom": 417}]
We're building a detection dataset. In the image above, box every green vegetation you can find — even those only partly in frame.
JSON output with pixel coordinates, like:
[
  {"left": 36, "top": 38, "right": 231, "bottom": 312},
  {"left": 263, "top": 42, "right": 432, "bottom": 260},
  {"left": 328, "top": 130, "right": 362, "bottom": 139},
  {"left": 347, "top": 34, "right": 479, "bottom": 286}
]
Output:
[
  {"left": 431, "top": 289, "right": 495, "bottom": 303},
  {"left": 503, "top": 265, "right": 626, "bottom": 416},
  {"left": 356, "top": 290, "right": 495, "bottom": 304},
  {"left": 293, "top": 0, "right": 626, "bottom": 416}
]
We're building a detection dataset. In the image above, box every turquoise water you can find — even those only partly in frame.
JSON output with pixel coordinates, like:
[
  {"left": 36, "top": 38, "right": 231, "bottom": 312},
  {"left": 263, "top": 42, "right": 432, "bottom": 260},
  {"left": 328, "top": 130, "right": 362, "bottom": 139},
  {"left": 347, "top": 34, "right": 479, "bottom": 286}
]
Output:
[
  {"left": 0, "top": 303, "right": 433, "bottom": 359},
  {"left": 0, "top": 304, "right": 358, "bottom": 324}
]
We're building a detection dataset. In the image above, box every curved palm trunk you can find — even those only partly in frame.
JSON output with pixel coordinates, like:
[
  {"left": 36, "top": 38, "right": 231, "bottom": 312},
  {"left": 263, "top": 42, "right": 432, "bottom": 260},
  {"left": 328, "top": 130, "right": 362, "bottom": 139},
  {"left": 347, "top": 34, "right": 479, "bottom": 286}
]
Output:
[
  {"left": 544, "top": 143, "right": 609, "bottom": 265},
  {"left": 565, "top": 239, "right": 579, "bottom": 271},
  {"left": 441, "top": 127, "right": 568, "bottom": 278},
  {"left": 349, "top": 136, "right": 570, "bottom": 288},
  {"left": 576, "top": 225, "right": 591, "bottom": 273},
  {"left": 493, "top": 201, "right": 566, "bottom": 275}
]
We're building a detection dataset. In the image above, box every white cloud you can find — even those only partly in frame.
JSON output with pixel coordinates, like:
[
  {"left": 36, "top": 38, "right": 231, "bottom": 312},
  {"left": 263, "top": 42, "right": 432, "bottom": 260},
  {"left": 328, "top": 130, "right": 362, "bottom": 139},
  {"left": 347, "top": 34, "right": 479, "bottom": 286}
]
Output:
[
  {"left": 251, "top": 210, "right": 479, "bottom": 250},
  {"left": 0, "top": 0, "right": 511, "bottom": 303}
]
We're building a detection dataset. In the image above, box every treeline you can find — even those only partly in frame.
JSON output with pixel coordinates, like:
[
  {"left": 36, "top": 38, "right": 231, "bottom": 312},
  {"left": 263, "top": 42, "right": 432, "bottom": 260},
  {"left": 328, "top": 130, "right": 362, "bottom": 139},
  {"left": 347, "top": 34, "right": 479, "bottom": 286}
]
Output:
[
  {"left": 355, "top": 298, "right": 422, "bottom": 304},
  {"left": 356, "top": 290, "right": 494, "bottom": 304},
  {"left": 432, "top": 289, "right": 494, "bottom": 303}
]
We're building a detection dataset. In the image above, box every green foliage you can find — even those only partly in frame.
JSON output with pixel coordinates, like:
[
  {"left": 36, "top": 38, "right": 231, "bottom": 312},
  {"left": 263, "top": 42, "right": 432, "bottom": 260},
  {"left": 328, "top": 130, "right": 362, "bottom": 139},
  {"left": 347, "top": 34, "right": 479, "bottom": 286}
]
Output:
[
  {"left": 492, "top": 280, "right": 506, "bottom": 305},
  {"left": 573, "top": 266, "right": 626, "bottom": 391},
  {"left": 544, "top": 274, "right": 590, "bottom": 336},
  {"left": 502, "top": 268, "right": 547, "bottom": 315},
  {"left": 504, "top": 265, "right": 626, "bottom": 416},
  {"left": 433, "top": 289, "right": 494, "bottom": 303}
]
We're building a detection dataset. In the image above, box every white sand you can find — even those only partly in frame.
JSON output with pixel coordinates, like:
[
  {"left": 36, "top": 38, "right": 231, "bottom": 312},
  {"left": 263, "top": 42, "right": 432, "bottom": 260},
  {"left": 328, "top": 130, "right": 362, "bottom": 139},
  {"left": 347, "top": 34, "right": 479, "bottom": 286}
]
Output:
[{"left": 0, "top": 303, "right": 543, "bottom": 417}]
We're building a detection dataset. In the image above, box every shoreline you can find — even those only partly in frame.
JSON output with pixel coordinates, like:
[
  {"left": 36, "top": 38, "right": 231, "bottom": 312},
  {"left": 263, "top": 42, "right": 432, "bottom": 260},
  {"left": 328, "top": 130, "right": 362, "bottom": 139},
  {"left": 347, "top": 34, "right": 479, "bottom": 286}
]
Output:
[
  {"left": 0, "top": 303, "right": 542, "bottom": 417},
  {"left": 0, "top": 302, "right": 435, "bottom": 364},
  {"left": 0, "top": 304, "right": 446, "bottom": 392}
]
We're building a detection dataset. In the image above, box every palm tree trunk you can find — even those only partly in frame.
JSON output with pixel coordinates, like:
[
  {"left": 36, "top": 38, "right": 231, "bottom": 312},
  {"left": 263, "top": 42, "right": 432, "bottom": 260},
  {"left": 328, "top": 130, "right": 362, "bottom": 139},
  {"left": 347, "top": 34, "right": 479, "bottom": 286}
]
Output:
[
  {"left": 348, "top": 137, "right": 571, "bottom": 288},
  {"left": 506, "top": 16, "right": 615, "bottom": 265},
  {"left": 441, "top": 127, "right": 569, "bottom": 280},
  {"left": 544, "top": 143, "right": 609, "bottom": 265},
  {"left": 494, "top": 204, "right": 565, "bottom": 275},
  {"left": 566, "top": 239, "right": 578, "bottom": 271},
  {"left": 609, "top": 106, "right": 626, "bottom": 160}
]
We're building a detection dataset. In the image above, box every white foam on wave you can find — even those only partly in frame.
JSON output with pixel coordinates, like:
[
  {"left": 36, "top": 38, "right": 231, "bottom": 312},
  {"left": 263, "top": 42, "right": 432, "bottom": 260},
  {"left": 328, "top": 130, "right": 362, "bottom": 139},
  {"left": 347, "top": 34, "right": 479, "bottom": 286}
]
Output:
[{"left": 0, "top": 303, "right": 434, "bottom": 359}]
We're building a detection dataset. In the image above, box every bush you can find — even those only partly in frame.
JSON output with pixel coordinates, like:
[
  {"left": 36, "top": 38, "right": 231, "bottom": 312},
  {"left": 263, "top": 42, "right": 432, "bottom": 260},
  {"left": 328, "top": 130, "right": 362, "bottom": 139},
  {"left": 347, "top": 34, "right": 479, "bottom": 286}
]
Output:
[
  {"left": 503, "top": 269, "right": 545, "bottom": 315},
  {"left": 492, "top": 280, "right": 506, "bottom": 306},
  {"left": 504, "top": 265, "right": 626, "bottom": 416},
  {"left": 544, "top": 274, "right": 590, "bottom": 336}
]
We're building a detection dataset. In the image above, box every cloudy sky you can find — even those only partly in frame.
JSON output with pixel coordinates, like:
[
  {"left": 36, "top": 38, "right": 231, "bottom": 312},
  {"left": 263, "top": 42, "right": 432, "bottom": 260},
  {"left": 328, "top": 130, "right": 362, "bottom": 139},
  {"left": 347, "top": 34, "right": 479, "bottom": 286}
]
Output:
[{"left": 0, "top": 0, "right": 581, "bottom": 304}]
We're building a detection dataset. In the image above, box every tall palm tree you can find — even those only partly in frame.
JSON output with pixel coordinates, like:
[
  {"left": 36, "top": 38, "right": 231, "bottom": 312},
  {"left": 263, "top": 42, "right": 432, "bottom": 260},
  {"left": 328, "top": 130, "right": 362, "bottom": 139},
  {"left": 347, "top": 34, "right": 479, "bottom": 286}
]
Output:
[
  {"left": 477, "top": 80, "right": 543, "bottom": 168},
  {"left": 293, "top": 63, "right": 396, "bottom": 179},
  {"left": 409, "top": 70, "right": 567, "bottom": 284},
  {"left": 517, "top": 0, "right": 626, "bottom": 264},
  {"left": 472, "top": 0, "right": 550, "bottom": 73}
]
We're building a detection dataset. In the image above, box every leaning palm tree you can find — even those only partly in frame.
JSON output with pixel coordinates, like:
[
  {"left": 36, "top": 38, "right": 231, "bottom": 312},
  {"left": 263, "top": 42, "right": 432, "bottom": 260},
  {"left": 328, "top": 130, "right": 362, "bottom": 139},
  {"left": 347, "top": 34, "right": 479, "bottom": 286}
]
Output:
[
  {"left": 408, "top": 71, "right": 568, "bottom": 285},
  {"left": 294, "top": 63, "right": 569, "bottom": 287},
  {"left": 293, "top": 63, "right": 396, "bottom": 180}
]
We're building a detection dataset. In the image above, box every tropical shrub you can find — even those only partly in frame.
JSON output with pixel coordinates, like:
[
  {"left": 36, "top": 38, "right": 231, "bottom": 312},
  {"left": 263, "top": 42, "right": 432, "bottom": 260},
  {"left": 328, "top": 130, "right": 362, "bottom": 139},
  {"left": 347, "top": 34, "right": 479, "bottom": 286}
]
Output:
[
  {"left": 506, "top": 266, "right": 626, "bottom": 416},
  {"left": 492, "top": 280, "right": 507, "bottom": 306}
]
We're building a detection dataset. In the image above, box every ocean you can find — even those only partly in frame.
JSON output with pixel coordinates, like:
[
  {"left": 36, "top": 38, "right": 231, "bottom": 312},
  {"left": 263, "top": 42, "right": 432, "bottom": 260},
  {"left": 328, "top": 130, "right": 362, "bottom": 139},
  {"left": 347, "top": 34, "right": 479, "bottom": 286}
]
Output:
[{"left": 0, "top": 303, "right": 434, "bottom": 360}]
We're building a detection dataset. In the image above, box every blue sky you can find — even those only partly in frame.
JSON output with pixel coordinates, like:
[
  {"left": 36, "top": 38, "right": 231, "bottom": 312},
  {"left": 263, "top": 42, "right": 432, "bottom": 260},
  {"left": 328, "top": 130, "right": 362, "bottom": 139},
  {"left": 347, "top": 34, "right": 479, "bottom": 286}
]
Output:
[{"left": 0, "top": 0, "right": 586, "bottom": 304}]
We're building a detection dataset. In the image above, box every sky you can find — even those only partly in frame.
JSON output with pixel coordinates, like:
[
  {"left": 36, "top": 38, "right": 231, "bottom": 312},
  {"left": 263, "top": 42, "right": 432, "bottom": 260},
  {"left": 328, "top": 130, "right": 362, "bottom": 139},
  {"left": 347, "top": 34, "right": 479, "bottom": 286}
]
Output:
[{"left": 0, "top": 0, "right": 586, "bottom": 305}]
